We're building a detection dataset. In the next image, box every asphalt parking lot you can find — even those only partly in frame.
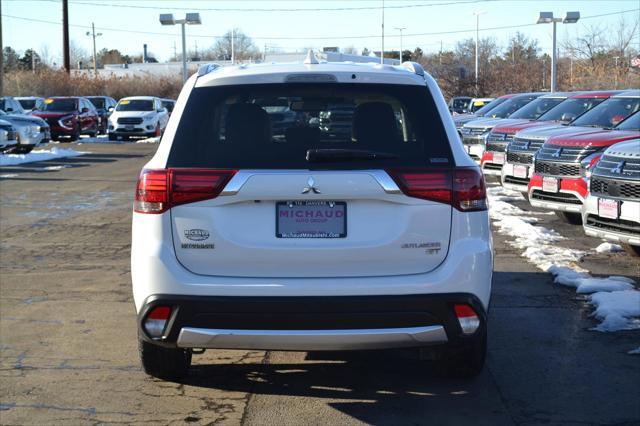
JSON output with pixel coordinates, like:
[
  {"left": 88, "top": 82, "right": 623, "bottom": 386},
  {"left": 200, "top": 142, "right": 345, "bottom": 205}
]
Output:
[{"left": 1, "top": 143, "right": 638, "bottom": 425}]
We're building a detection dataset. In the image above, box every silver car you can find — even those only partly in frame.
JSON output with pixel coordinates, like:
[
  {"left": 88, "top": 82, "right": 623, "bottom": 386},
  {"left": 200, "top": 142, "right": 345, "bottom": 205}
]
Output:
[
  {"left": 0, "top": 119, "right": 19, "bottom": 153},
  {"left": 0, "top": 110, "right": 50, "bottom": 153}
]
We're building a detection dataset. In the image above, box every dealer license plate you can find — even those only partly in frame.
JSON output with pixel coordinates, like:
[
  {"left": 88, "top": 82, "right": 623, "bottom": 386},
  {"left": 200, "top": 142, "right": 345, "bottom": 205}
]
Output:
[
  {"left": 513, "top": 165, "right": 528, "bottom": 178},
  {"left": 598, "top": 198, "right": 620, "bottom": 220},
  {"left": 276, "top": 201, "right": 346, "bottom": 238},
  {"left": 542, "top": 176, "right": 559, "bottom": 193},
  {"left": 493, "top": 152, "right": 505, "bottom": 164}
]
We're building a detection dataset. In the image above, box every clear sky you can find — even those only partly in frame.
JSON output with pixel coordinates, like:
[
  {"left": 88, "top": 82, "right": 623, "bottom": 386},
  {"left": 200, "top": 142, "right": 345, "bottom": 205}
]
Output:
[{"left": 1, "top": 0, "right": 638, "bottom": 64}]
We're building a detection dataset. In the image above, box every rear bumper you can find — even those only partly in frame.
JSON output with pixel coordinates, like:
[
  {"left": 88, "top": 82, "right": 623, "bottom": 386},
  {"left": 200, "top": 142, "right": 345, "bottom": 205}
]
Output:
[{"left": 138, "top": 293, "right": 486, "bottom": 350}]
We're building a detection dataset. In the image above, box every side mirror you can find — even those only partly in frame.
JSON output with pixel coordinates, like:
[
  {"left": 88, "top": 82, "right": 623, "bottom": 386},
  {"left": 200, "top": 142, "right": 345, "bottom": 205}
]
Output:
[
  {"left": 108, "top": 106, "right": 114, "bottom": 112},
  {"left": 82, "top": 107, "right": 89, "bottom": 113},
  {"left": 560, "top": 113, "right": 574, "bottom": 122}
]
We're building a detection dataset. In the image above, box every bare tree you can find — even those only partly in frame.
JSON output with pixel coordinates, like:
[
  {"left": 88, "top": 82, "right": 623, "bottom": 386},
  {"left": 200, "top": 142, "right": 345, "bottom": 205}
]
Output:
[{"left": 207, "top": 29, "right": 260, "bottom": 61}]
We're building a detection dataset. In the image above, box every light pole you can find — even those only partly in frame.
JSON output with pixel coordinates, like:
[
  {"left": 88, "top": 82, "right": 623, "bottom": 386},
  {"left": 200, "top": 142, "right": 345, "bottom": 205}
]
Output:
[
  {"left": 473, "top": 11, "right": 486, "bottom": 95},
  {"left": 381, "top": 0, "right": 385, "bottom": 64},
  {"left": 231, "top": 29, "right": 235, "bottom": 64},
  {"left": 86, "top": 22, "right": 102, "bottom": 76},
  {"left": 160, "top": 13, "right": 202, "bottom": 83},
  {"left": 613, "top": 56, "right": 620, "bottom": 89},
  {"left": 536, "top": 11, "right": 580, "bottom": 92},
  {"left": 394, "top": 27, "right": 406, "bottom": 63}
]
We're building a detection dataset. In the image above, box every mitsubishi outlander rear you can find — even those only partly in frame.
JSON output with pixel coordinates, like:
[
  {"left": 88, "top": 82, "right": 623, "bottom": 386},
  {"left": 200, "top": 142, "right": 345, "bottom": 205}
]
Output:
[{"left": 131, "top": 58, "right": 492, "bottom": 381}]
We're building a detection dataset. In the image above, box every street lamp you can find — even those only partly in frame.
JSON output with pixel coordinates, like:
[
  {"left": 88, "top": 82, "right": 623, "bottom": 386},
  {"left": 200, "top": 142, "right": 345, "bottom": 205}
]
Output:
[
  {"left": 473, "top": 11, "right": 486, "bottom": 95},
  {"left": 394, "top": 27, "right": 406, "bottom": 63},
  {"left": 536, "top": 11, "right": 580, "bottom": 92},
  {"left": 160, "top": 12, "right": 202, "bottom": 83},
  {"left": 85, "top": 22, "right": 102, "bottom": 76}
]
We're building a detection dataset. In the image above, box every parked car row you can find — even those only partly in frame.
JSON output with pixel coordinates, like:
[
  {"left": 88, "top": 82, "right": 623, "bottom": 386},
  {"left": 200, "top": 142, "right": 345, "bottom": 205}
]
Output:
[
  {"left": 453, "top": 89, "right": 640, "bottom": 256},
  {"left": 0, "top": 95, "right": 176, "bottom": 151}
]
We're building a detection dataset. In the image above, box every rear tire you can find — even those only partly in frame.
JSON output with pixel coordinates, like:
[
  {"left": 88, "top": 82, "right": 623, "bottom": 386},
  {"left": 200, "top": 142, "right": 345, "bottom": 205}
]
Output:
[
  {"left": 108, "top": 133, "right": 117, "bottom": 141},
  {"left": 623, "top": 244, "right": 640, "bottom": 257},
  {"left": 555, "top": 211, "right": 582, "bottom": 225},
  {"left": 138, "top": 338, "right": 191, "bottom": 381},
  {"left": 441, "top": 330, "right": 487, "bottom": 378}
]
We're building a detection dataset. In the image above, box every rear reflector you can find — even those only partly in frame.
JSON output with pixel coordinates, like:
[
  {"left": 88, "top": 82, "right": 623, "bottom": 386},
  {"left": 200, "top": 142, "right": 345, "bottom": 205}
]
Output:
[
  {"left": 387, "top": 168, "right": 487, "bottom": 212},
  {"left": 134, "top": 169, "right": 237, "bottom": 214},
  {"left": 144, "top": 306, "right": 171, "bottom": 338},
  {"left": 454, "top": 304, "right": 480, "bottom": 334}
]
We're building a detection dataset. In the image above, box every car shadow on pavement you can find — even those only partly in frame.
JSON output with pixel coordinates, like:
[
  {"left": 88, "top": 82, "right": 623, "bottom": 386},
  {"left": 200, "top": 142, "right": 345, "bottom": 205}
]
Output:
[{"left": 185, "top": 349, "right": 509, "bottom": 425}]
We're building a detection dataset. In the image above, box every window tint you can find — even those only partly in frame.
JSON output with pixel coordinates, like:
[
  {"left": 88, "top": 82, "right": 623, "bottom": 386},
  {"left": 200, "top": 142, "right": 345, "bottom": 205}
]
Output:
[
  {"left": 614, "top": 111, "right": 639, "bottom": 131},
  {"left": 509, "top": 97, "right": 565, "bottom": 120},
  {"left": 571, "top": 97, "right": 640, "bottom": 128},
  {"left": 18, "top": 99, "right": 37, "bottom": 109},
  {"left": 42, "top": 98, "right": 77, "bottom": 112},
  {"left": 537, "top": 97, "right": 606, "bottom": 122},
  {"left": 168, "top": 83, "right": 452, "bottom": 169},
  {"left": 475, "top": 97, "right": 507, "bottom": 116},
  {"left": 485, "top": 96, "right": 538, "bottom": 118},
  {"left": 88, "top": 97, "right": 105, "bottom": 109},
  {"left": 116, "top": 99, "right": 154, "bottom": 112}
]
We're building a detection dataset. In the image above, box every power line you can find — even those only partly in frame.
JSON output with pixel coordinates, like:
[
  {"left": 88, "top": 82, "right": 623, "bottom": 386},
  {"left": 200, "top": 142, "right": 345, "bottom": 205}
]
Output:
[
  {"left": 1, "top": 8, "right": 637, "bottom": 41},
  {"left": 37, "top": 0, "right": 496, "bottom": 13}
]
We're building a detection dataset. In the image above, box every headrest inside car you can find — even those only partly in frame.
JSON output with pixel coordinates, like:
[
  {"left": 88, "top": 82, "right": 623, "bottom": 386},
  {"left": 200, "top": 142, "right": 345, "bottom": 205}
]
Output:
[
  {"left": 225, "top": 103, "right": 271, "bottom": 144},
  {"left": 352, "top": 102, "right": 399, "bottom": 146}
]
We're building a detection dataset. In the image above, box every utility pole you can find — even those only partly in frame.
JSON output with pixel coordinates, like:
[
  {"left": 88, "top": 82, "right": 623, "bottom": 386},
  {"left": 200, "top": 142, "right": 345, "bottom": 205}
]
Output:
[
  {"left": 173, "top": 41, "right": 177, "bottom": 61},
  {"left": 613, "top": 56, "right": 620, "bottom": 89},
  {"left": 231, "top": 29, "right": 235, "bottom": 64},
  {"left": 86, "top": 23, "right": 102, "bottom": 76},
  {"left": 473, "top": 11, "right": 486, "bottom": 96},
  {"left": 62, "top": 0, "right": 70, "bottom": 73},
  {"left": 0, "top": 0, "right": 4, "bottom": 96},
  {"left": 381, "top": 0, "right": 385, "bottom": 64}
]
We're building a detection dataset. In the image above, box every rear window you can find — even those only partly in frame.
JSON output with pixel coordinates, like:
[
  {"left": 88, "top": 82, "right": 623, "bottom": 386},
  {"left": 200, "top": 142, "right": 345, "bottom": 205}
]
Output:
[
  {"left": 509, "top": 97, "right": 565, "bottom": 120},
  {"left": 167, "top": 83, "right": 452, "bottom": 169},
  {"left": 117, "top": 99, "right": 154, "bottom": 112},
  {"left": 571, "top": 97, "right": 640, "bottom": 129},
  {"left": 485, "top": 96, "right": 538, "bottom": 118},
  {"left": 42, "top": 98, "right": 77, "bottom": 112}
]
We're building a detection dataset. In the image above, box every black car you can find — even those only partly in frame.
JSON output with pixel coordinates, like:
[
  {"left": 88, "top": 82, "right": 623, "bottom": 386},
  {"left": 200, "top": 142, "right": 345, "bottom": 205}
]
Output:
[{"left": 87, "top": 96, "right": 118, "bottom": 135}]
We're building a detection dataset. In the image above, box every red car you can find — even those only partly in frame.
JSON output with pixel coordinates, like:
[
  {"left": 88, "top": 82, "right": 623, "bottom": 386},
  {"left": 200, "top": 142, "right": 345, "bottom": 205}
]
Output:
[
  {"left": 32, "top": 97, "right": 99, "bottom": 141},
  {"left": 482, "top": 90, "right": 621, "bottom": 180},
  {"left": 528, "top": 111, "right": 640, "bottom": 223}
]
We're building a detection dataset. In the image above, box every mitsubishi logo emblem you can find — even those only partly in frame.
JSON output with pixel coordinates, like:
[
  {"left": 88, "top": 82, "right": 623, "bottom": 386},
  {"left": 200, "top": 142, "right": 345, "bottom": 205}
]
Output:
[
  {"left": 301, "top": 177, "right": 321, "bottom": 194},
  {"left": 611, "top": 161, "right": 625, "bottom": 174},
  {"left": 551, "top": 148, "right": 563, "bottom": 158}
]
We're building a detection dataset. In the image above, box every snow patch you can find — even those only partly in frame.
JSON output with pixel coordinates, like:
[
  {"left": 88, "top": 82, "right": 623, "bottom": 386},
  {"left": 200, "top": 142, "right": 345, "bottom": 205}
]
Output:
[
  {"left": 0, "top": 148, "right": 85, "bottom": 166},
  {"left": 589, "top": 290, "right": 640, "bottom": 332},
  {"left": 595, "top": 242, "right": 624, "bottom": 253},
  {"left": 487, "top": 184, "right": 639, "bottom": 332},
  {"left": 136, "top": 137, "right": 160, "bottom": 144}
]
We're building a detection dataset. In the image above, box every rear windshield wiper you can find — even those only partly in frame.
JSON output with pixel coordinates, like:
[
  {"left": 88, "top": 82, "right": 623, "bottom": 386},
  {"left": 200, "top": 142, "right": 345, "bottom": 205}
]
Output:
[{"left": 306, "top": 149, "right": 400, "bottom": 163}]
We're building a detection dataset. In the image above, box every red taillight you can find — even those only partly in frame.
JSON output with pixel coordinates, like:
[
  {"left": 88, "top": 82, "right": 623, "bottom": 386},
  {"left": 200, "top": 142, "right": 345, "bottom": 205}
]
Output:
[
  {"left": 453, "top": 168, "right": 487, "bottom": 211},
  {"left": 454, "top": 304, "right": 480, "bottom": 334},
  {"left": 388, "top": 169, "right": 452, "bottom": 204},
  {"left": 170, "top": 169, "right": 236, "bottom": 206},
  {"left": 134, "top": 169, "right": 236, "bottom": 214},
  {"left": 387, "top": 168, "right": 487, "bottom": 212},
  {"left": 145, "top": 306, "right": 172, "bottom": 337}
]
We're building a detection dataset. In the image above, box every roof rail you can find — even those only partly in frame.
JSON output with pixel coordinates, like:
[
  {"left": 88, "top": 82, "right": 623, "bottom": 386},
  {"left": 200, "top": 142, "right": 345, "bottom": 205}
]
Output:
[
  {"left": 197, "top": 63, "right": 221, "bottom": 77},
  {"left": 400, "top": 61, "right": 425, "bottom": 77}
]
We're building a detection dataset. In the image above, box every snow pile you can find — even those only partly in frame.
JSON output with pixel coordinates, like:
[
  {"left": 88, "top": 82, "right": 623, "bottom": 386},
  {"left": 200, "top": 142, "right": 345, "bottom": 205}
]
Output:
[
  {"left": 487, "top": 184, "right": 639, "bottom": 333},
  {"left": 0, "top": 148, "right": 85, "bottom": 166},
  {"left": 589, "top": 291, "right": 640, "bottom": 332},
  {"left": 595, "top": 242, "right": 623, "bottom": 253}
]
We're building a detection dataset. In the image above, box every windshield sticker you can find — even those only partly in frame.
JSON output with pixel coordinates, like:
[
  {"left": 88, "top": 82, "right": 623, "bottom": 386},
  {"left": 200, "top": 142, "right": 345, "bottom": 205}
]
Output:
[{"left": 120, "top": 100, "right": 130, "bottom": 105}]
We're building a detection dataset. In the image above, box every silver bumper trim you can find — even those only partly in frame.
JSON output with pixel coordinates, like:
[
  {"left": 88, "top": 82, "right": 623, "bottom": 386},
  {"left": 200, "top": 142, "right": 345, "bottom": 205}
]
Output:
[{"left": 176, "top": 325, "right": 448, "bottom": 350}]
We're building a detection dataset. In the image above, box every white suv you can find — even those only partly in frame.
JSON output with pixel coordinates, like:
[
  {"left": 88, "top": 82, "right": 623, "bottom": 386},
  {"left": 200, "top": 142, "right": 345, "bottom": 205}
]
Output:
[
  {"left": 108, "top": 96, "right": 169, "bottom": 141},
  {"left": 131, "top": 57, "right": 493, "bottom": 380}
]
